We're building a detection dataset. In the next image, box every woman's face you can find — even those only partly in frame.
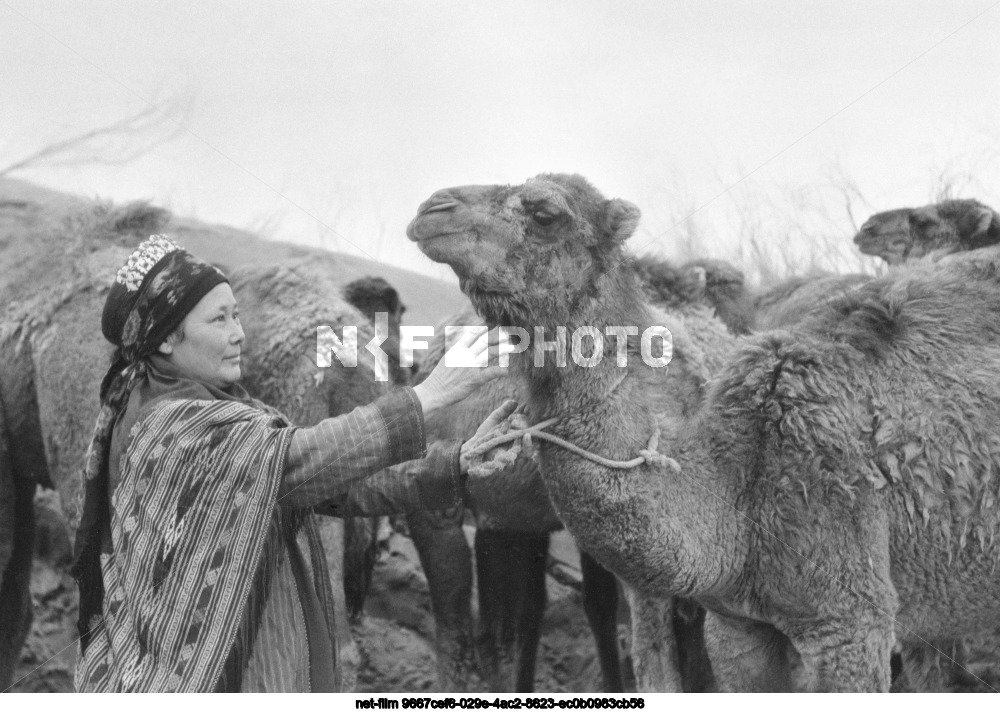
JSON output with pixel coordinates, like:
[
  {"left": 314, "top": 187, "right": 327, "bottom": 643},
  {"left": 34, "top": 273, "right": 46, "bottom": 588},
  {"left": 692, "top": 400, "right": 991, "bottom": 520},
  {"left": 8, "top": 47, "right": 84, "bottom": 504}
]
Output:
[{"left": 159, "top": 283, "right": 245, "bottom": 388}]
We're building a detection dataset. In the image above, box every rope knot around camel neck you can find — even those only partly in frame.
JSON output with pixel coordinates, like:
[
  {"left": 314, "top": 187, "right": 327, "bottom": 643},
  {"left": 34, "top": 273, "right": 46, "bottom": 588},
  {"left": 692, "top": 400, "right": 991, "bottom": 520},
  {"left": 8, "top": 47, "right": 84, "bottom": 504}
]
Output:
[{"left": 464, "top": 414, "right": 681, "bottom": 474}]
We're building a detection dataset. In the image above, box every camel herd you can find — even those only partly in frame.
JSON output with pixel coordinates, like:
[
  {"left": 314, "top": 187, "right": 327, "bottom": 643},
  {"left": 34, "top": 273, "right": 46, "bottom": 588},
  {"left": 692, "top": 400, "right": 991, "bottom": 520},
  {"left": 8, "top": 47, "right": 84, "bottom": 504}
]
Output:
[{"left": 1, "top": 177, "right": 999, "bottom": 692}]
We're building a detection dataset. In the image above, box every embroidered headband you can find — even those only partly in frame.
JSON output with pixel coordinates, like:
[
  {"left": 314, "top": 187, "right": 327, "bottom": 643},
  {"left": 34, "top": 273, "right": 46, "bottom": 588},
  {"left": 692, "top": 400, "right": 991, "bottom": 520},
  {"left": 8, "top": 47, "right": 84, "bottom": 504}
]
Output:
[{"left": 114, "top": 234, "right": 182, "bottom": 291}]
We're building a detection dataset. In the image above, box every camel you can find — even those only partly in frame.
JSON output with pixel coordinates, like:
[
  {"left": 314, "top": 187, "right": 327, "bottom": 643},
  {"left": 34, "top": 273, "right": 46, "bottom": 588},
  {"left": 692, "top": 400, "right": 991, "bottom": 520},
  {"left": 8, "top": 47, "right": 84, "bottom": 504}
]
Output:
[
  {"left": 753, "top": 268, "right": 992, "bottom": 691},
  {"left": 0, "top": 395, "right": 35, "bottom": 690},
  {"left": 343, "top": 276, "right": 414, "bottom": 387},
  {"left": 407, "top": 172, "right": 1000, "bottom": 692},
  {"left": 849, "top": 197, "right": 1000, "bottom": 690},
  {"left": 853, "top": 199, "right": 1000, "bottom": 266},
  {"left": 0, "top": 201, "right": 394, "bottom": 691},
  {"left": 339, "top": 276, "right": 413, "bottom": 623},
  {"left": 630, "top": 255, "right": 754, "bottom": 335},
  {"left": 409, "top": 253, "right": 748, "bottom": 692}
]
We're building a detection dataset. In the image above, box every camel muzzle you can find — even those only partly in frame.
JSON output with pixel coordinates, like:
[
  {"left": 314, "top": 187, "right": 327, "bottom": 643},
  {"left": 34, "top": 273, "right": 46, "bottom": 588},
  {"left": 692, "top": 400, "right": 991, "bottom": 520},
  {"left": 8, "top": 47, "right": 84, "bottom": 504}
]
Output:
[{"left": 407, "top": 194, "right": 465, "bottom": 243}]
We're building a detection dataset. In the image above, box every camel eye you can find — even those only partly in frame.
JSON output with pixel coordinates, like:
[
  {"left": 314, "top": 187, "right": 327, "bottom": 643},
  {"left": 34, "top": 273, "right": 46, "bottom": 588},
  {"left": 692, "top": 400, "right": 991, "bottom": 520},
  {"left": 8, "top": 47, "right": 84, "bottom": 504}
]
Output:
[{"left": 532, "top": 211, "right": 557, "bottom": 227}]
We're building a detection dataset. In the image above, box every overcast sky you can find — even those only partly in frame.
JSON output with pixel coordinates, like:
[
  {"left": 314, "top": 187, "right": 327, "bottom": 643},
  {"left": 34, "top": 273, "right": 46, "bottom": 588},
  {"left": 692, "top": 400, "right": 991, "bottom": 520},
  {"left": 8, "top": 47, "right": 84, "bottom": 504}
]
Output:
[{"left": 3, "top": 1, "right": 999, "bottom": 283}]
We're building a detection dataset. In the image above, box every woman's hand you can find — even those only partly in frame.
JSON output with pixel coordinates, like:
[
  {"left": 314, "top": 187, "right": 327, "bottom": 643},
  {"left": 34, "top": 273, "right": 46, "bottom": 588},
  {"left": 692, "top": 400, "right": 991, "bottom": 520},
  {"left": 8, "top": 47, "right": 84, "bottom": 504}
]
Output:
[
  {"left": 459, "top": 399, "right": 531, "bottom": 476},
  {"left": 412, "top": 326, "right": 515, "bottom": 417}
]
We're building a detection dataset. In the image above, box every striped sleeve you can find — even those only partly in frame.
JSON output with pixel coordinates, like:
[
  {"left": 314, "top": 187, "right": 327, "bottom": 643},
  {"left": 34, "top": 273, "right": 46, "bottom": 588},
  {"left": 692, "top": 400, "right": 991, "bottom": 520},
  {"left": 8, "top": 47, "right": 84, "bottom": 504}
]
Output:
[
  {"left": 309, "top": 438, "right": 463, "bottom": 516},
  {"left": 278, "top": 386, "right": 432, "bottom": 506}
]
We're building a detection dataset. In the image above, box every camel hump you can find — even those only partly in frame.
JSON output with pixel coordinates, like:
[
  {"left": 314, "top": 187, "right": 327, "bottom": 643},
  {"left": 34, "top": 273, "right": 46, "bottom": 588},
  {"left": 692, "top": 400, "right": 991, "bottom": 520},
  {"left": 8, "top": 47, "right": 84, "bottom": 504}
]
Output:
[
  {"left": 714, "top": 252, "right": 1000, "bottom": 507},
  {"left": 100, "top": 200, "right": 171, "bottom": 239},
  {"left": 229, "top": 261, "right": 306, "bottom": 296},
  {"left": 818, "top": 254, "right": 1000, "bottom": 357}
]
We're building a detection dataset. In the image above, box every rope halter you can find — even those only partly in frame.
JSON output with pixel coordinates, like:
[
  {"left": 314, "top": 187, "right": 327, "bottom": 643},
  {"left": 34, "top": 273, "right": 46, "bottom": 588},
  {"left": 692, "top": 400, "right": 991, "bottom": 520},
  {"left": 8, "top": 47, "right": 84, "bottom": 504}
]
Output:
[{"left": 464, "top": 413, "right": 681, "bottom": 474}]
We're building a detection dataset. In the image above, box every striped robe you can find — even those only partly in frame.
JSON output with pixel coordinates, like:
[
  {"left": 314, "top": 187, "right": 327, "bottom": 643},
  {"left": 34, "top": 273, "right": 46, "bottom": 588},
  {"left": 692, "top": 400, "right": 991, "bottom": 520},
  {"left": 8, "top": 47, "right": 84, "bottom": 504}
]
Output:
[{"left": 75, "top": 368, "right": 461, "bottom": 692}]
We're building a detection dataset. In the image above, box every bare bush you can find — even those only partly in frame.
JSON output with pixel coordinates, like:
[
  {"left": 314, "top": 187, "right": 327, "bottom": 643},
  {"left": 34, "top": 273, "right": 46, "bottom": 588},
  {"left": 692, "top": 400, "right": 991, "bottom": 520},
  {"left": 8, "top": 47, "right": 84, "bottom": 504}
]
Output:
[{"left": 0, "top": 97, "right": 191, "bottom": 178}]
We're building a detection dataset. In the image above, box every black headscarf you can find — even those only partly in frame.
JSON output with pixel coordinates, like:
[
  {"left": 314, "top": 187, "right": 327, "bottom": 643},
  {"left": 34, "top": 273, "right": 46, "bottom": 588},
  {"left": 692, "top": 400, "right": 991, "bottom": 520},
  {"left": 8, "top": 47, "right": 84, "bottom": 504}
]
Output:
[{"left": 73, "top": 234, "right": 228, "bottom": 651}]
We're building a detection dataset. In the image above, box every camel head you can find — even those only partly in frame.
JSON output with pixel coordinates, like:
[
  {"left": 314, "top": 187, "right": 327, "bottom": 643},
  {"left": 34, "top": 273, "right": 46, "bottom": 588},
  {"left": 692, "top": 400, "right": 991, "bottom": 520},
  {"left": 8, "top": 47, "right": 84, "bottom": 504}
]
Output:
[
  {"left": 906, "top": 199, "right": 1000, "bottom": 258},
  {"left": 853, "top": 199, "right": 1000, "bottom": 266},
  {"left": 629, "top": 254, "right": 708, "bottom": 310},
  {"left": 406, "top": 173, "right": 642, "bottom": 326},
  {"left": 853, "top": 207, "right": 914, "bottom": 265},
  {"left": 343, "top": 276, "right": 406, "bottom": 334},
  {"left": 342, "top": 275, "right": 411, "bottom": 385}
]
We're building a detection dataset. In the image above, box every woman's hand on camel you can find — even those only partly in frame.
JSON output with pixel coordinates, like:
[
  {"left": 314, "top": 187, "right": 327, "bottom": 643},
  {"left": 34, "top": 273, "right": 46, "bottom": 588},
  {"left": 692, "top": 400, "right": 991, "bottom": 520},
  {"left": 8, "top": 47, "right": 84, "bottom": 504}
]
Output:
[
  {"left": 459, "top": 399, "right": 528, "bottom": 476},
  {"left": 412, "top": 326, "right": 515, "bottom": 416}
]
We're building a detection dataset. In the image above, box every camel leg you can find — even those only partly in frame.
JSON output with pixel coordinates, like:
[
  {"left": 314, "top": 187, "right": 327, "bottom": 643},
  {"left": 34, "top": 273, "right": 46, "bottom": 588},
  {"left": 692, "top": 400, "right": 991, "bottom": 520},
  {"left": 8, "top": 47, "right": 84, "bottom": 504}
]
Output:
[
  {"left": 408, "top": 506, "right": 476, "bottom": 690},
  {"left": 579, "top": 550, "right": 624, "bottom": 692},
  {"left": 0, "top": 430, "right": 35, "bottom": 691},
  {"left": 703, "top": 611, "right": 794, "bottom": 692},
  {"left": 790, "top": 620, "right": 895, "bottom": 692},
  {"left": 342, "top": 516, "right": 380, "bottom": 620},
  {"left": 622, "top": 586, "right": 682, "bottom": 692},
  {"left": 672, "top": 598, "right": 715, "bottom": 691},
  {"left": 314, "top": 517, "right": 361, "bottom": 691},
  {"left": 893, "top": 640, "right": 975, "bottom": 691},
  {"left": 475, "top": 528, "right": 548, "bottom": 692},
  {"left": 0, "top": 433, "right": 14, "bottom": 687},
  {"left": 893, "top": 642, "right": 947, "bottom": 692}
]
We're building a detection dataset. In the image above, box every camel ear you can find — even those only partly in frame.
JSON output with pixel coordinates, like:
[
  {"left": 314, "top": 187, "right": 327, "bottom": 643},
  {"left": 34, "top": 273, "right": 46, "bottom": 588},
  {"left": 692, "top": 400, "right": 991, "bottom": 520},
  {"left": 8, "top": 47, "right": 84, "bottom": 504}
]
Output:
[
  {"left": 603, "top": 199, "right": 641, "bottom": 243},
  {"left": 968, "top": 206, "right": 1000, "bottom": 248}
]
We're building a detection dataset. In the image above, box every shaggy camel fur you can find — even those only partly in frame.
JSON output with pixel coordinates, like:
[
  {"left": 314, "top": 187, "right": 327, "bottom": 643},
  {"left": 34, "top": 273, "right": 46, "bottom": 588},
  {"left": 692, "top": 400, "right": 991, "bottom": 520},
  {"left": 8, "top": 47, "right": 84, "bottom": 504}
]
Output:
[
  {"left": 850, "top": 200, "right": 1000, "bottom": 689},
  {"left": 412, "top": 251, "right": 744, "bottom": 692},
  {"left": 0, "top": 202, "right": 391, "bottom": 691},
  {"left": 753, "top": 273, "right": 871, "bottom": 332},
  {"left": 754, "top": 268, "right": 989, "bottom": 692},
  {"left": 853, "top": 199, "right": 1000, "bottom": 266},
  {"left": 407, "top": 173, "right": 1000, "bottom": 692}
]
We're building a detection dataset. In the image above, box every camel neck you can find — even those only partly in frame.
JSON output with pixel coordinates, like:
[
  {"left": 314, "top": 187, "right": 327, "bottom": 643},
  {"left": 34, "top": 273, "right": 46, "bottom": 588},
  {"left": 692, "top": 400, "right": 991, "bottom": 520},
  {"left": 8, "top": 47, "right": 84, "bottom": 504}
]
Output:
[{"left": 508, "top": 331, "right": 739, "bottom": 598}]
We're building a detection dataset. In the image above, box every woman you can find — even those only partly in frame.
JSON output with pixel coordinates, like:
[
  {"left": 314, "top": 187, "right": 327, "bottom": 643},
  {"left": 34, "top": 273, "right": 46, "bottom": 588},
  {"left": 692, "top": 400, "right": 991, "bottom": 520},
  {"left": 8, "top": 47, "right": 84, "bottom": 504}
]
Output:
[{"left": 73, "top": 235, "right": 518, "bottom": 692}]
